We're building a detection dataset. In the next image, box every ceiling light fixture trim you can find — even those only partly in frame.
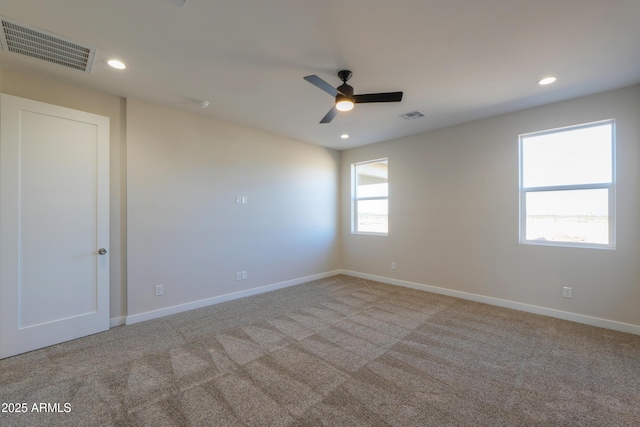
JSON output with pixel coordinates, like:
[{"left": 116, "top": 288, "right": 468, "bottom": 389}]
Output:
[
  {"left": 107, "top": 59, "right": 126, "bottom": 69},
  {"left": 538, "top": 76, "right": 557, "bottom": 86}
]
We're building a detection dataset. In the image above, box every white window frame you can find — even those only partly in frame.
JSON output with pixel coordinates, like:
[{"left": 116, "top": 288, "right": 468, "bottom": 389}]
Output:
[
  {"left": 352, "top": 158, "right": 389, "bottom": 236},
  {"left": 518, "top": 119, "right": 616, "bottom": 249}
]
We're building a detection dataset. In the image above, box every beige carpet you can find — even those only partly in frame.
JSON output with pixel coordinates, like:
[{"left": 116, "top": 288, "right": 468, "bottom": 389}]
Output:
[{"left": 1, "top": 275, "right": 639, "bottom": 426}]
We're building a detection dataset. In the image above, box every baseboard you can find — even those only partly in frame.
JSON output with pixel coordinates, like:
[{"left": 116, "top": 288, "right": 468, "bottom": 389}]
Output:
[
  {"left": 125, "top": 270, "right": 342, "bottom": 326},
  {"left": 109, "top": 316, "right": 126, "bottom": 327},
  {"left": 339, "top": 270, "right": 640, "bottom": 336}
]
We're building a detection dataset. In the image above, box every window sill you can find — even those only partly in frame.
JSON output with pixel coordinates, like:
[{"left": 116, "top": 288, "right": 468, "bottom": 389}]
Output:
[
  {"left": 519, "top": 240, "right": 615, "bottom": 250},
  {"left": 352, "top": 231, "right": 388, "bottom": 236}
]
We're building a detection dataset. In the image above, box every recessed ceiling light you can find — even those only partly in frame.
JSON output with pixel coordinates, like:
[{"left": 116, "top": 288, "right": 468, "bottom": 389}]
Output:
[
  {"left": 538, "top": 76, "right": 557, "bottom": 86},
  {"left": 341, "top": 134, "right": 349, "bottom": 139},
  {"left": 107, "top": 59, "right": 126, "bottom": 70}
]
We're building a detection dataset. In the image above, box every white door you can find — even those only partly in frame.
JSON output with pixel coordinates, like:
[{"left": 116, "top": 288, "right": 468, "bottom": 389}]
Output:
[{"left": 0, "top": 94, "right": 110, "bottom": 359}]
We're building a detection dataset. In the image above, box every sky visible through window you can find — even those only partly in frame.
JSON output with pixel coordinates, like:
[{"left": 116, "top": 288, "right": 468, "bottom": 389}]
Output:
[
  {"left": 355, "top": 160, "right": 388, "bottom": 234},
  {"left": 522, "top": 123, "right": 612, "bottom": 188},
  {"left": 521, "top": 121, "right": 613, "bottom": 246},
  {"left": 358, "top": 183, "right": 387, "bottom": 198}
]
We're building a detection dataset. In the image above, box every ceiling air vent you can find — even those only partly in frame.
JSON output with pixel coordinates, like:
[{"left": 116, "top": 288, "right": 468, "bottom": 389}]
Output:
[
  {"left": 167, "top": 0, "right": 189, "bottom": 7},
  {"left": 400, "top": 110, "right": 425, "bottom": 120},
  {"left": 0, "top": 16, "right": 95, "bottom": 73}
]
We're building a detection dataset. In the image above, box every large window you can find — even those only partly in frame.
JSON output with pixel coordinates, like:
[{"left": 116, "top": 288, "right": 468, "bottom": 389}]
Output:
[
  {"left": 519, "top": 120, "right": 615, "bottom": 249},
  {"left": 352, "top": 158, "right": 388, "bottom": 235}
]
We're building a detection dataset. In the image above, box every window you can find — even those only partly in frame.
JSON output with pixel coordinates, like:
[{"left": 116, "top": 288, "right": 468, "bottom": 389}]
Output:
[
  {"left": 519, "top": 120, "right": 615, "bottom": 249},
  {"left": 352, "top": 158, "right": 388, "bottom": 235}
]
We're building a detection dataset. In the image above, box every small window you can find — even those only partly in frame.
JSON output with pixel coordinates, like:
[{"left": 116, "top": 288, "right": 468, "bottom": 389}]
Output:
[
  {"left": 519, "top": 120, "right": 615, "bottom": 249},
  {"left": 352, "top": 159, "right": 388, "bottom": 235}
]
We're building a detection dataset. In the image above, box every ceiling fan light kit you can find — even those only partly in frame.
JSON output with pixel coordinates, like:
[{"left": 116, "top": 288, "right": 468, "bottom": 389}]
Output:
[
  {"left": 304, "top": 70, "right": 403, "bottom": 123},
  {"left": 335, "top": 94, "right": 354, "bottom": 111}
]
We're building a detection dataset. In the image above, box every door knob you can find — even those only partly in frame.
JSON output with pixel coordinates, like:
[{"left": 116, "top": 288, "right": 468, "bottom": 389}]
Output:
[{"left": 98, "top": 248, "right": 107, "bottom": 255}]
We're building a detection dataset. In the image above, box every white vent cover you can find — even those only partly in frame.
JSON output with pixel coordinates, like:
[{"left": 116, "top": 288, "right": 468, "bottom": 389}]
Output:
[
  {"left": 0, "top": 16, "right": 95, "bottom": 73},
  {"left": 400, "top": 110, "right": 425, "bottom": 120}
]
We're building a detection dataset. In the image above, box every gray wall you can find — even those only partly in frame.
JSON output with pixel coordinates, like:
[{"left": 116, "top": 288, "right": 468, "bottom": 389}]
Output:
[
  {"left": 126, "top": 99, "right": 341, "bottom": 316},
  {"left": 341, "top": 85, "right": 640, "bottom": 327}
]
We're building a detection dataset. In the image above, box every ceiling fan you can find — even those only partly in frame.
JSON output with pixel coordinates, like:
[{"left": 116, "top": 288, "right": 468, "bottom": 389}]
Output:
[{"left": 304, "top": 70, "right": 403, "bottom": 124}]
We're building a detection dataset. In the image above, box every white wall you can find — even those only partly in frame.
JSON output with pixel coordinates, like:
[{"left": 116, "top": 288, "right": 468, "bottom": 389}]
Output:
[
  {"left": 341, "top": 85, "right": 640, "bottom": 328},
  {"left": 126, "top": 99, "right": 340, "bottom": 317},
  {"left": 0, "top": 70, "right": 127, "bottom": 321}
]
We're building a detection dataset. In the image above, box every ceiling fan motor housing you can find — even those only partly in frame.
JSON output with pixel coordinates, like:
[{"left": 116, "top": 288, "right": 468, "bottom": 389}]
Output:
[{"left": 337, "top": 83, "right": 354, "bottom": 98}]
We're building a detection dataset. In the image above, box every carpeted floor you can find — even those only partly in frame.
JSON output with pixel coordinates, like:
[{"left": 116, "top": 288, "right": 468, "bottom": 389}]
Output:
[{"left": 1, "top": 275, "right": 639, "bottom": 426}]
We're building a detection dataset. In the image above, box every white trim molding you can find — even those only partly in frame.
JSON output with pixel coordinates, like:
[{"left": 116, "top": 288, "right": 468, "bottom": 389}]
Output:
[
  {"left": 121, "top": 269, "right": 639, "bottom": 336},
  {"left": 340, "top": 270, "right": 640, "bottom": 336},
  {"left": 125, "top": 270, "right": 342, "bottom": 326},
  {"left": 110, "top": 317, "right": 126, "bottom": 328}
]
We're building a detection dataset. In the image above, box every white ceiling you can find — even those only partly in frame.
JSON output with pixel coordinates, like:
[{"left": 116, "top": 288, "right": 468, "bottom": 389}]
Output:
[{"left": 1, "top": 0, "right": 639, "bottom": 150}]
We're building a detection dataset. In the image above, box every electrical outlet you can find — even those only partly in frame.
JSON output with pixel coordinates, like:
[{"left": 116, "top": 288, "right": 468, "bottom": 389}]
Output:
[
  {"left": 236, "top": 272, "right": 242, "bottom": 281},
  {"left": 562, "top": 287, "right": 572, "bottom": 298},
  {"left": 155, "top": 285, "right": 163, "bottom": 296},
  {"left": 391, "top": 262, "right": 396, "bottom": 270}
]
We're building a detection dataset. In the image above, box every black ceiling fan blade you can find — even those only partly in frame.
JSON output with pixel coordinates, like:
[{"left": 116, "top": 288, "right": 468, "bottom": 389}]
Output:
[
  {"left": 304, "top": 75, "right": 338, "bottom": 97},
  {"left": 320, "top": 106, "right": 339, "bottom": 124},
  {"left": 354, "top": 92, "right": 403, "bottom": 103}
]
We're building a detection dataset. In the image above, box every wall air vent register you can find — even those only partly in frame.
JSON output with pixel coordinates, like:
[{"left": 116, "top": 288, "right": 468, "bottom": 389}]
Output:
[{"left": 0, "top": 16, "right": 95, "bottom": 73}]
